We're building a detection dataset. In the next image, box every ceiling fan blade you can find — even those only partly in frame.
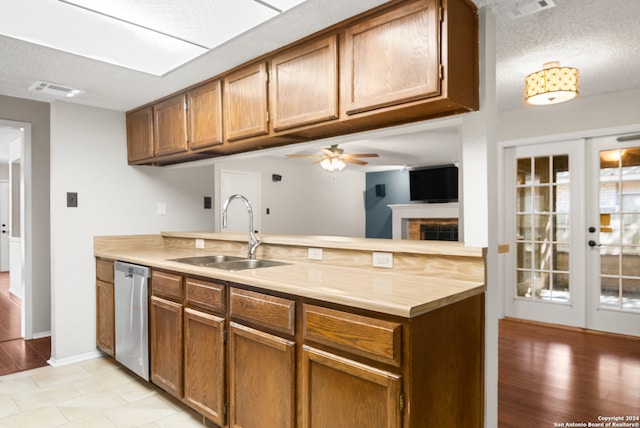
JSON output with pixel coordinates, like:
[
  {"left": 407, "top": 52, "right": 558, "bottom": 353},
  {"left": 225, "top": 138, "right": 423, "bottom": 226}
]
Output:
[
  {"left": 344, "top": 158, "right": 368, "bottom": 165},
  {"left": 320, "top": 147, "right": 337, "bottom": 157},
  {"left": 285, "top": 154, "right": 324, "bottom": 158},
  {"left": 342, "top": 153, "right": 379, "bottom": 158}
]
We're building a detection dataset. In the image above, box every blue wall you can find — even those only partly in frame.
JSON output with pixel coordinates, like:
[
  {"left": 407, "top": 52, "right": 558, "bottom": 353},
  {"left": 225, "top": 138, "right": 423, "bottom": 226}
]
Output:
[{"left": 365, "top": 170, "right": 410, "bottom": 238}]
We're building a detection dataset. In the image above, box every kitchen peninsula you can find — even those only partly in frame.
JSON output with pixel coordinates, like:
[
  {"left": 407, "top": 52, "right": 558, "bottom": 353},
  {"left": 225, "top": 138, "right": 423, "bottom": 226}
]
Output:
[{"left": 95, "top": 232, "right": 485, "bottom": 427}]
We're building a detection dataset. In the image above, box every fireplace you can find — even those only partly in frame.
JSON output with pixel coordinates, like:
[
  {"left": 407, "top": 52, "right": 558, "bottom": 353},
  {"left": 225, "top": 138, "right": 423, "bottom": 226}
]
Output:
[
  {"left": 407, "top": 218, "right": 459, "bottom": 241},
  {"left": 388, "top": 203, "right": 460, "bottom": 240}
]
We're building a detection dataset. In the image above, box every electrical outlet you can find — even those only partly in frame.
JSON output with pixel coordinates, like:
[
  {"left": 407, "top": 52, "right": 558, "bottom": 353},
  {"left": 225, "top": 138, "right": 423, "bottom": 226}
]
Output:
[
  {"left": 372, "top": 252, "right": 393, "bottom": 268},
  {"left": 195, "top": 239, "right": 205, "bottom": 249},
  {"left": 308, "top": 248, "right": 323, "bottom": 260},
  {"left": 157, "top": 202, "right": 166, "bottom": 216}
]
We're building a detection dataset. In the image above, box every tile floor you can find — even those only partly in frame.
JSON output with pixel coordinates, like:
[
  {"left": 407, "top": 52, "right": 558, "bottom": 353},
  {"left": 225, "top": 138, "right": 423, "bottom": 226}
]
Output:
[{"left": 0, "top": 357, "right": 213, "bottom": 427}]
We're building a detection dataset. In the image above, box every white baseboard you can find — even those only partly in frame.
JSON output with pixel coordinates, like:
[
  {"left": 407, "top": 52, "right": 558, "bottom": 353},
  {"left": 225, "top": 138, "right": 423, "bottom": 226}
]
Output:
[
  {"left": 31, "top": 331, "right": 51, "bottom": 340},
  {"left": 47, "top": 350, "right": 104, "bottom": 368},
  {"left": 8, "top": 287, "right": 22, "bottom": 300}
]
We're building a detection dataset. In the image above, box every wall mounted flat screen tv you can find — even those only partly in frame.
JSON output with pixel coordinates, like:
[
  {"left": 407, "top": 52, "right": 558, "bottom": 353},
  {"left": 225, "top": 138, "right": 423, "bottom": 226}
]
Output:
[{"left": 409, "top": 164, "right": 458, "bottom": 203}]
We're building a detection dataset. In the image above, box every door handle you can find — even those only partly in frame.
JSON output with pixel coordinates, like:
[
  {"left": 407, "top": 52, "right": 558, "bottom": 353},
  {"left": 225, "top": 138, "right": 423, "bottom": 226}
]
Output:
[{"left": 588, "top": 240, "right": 601, "bottom": 247}]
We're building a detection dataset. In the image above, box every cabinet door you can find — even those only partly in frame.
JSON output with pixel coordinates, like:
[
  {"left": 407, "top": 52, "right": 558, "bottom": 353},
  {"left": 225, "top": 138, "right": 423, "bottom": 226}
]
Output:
[
  {"left": 96, "top": 279, "right": 115, "bottom": 356},
  {"left": 224, "top": 62, "right": 269, "bottom": 141},
  {"left": 229, "top": 322, "right": 295, "bottom": 428},
  {"left": 343, "top": 0, "right": 440, "bottom": 115},
  {"left": 184, "top": 308, "right": 226, "bottom": 426},
  {"left": 150, "top": 296, "right": 183, "bottom": 398},
  {"left": 188, "top": 81, "right": 224, "bottom": 150},
  {"left": 301, "top": 346, "right": 402, "bottom": 428},
  {"left": 270, "top": 35, "right": 338, "bottom": 131},
  {"left": 126, "top": 107, "right": 154, "bottom": 162},
  {"left": 154, "top": 94, "right": 189, "bottom": 156}
]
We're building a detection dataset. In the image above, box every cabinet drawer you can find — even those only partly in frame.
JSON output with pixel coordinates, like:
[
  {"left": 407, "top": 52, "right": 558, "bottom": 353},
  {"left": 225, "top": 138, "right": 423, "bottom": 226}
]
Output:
[
  {"left": 96, "top": 259, "right": 114, "bottom": 283},
  {"left": 152, "top": 270, "right": 184, "bottom": 301},
  {"left": 230, "top": 288, "right": 295, "bottom": 336},
  {"left": 303, "top": 304, "right": 402, "bottom": 367},
  {"left": 185, "top": 277, "right": 225, "bottom": 313}
]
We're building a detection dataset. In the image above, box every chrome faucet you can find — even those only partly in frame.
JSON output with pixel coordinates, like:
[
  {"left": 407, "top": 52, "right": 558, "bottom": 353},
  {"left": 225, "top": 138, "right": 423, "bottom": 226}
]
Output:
[{"left": 221, "top": 194, "right": 261, "bottom": 260}]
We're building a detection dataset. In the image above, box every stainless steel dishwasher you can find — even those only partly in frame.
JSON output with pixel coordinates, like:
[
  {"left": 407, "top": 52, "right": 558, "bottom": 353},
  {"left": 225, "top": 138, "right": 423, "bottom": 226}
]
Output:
[{"left": 114, "top": 261, "right": 151, "bottom": 381}]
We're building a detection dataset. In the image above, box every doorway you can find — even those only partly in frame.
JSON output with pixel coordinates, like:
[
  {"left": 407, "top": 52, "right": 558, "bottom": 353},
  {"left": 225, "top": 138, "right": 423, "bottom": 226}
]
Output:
[{"left": 503, "top": 135, "right": 640, "bottom": 337}]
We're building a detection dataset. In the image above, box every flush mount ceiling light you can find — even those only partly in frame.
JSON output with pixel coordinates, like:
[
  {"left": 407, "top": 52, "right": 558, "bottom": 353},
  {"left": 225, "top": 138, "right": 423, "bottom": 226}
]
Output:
[{"left": 524, "top": 61, "right": 579, "bottom": 106}]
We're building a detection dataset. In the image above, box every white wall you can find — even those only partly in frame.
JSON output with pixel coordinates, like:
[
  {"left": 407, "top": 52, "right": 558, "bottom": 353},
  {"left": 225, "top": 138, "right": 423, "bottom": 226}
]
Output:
[
  {"left": 498, "top": 88, "right": 640, "bottom": 142},
  {"left": 213, "top": 157, "right": 366, "bottom": 237},
  {"left": 50, "top": 101, "right": 216, "bottom": 363}
]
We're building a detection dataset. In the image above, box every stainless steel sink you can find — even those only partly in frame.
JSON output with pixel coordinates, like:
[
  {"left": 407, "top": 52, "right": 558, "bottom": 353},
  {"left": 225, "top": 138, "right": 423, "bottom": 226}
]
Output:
[
  {"left": 209, "top": 259, "right": 290, "bottom": 271},
  {"left": 169, "top": 255, "right": 289, "bottom": 271},
  {"left": 169, "top": 255, "right": 244, "bottom": 267}
]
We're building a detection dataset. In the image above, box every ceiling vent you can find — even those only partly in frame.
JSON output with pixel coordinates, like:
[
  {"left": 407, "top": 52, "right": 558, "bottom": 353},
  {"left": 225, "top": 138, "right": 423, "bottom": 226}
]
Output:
[
  {"left": 28, "top": 80, "right": 85, "bottom": 98},
  {"left": 506, "top": 0, "right": 555, "bottom": 18}
]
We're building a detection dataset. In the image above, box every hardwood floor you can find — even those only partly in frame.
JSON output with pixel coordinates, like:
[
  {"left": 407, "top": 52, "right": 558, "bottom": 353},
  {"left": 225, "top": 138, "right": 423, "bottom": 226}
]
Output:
[
  {"left": 499, "top": 318, "right": 640, "bottom": 427},
  {"left": 0, "top": 272, "right": 51, "bottom": 376}
]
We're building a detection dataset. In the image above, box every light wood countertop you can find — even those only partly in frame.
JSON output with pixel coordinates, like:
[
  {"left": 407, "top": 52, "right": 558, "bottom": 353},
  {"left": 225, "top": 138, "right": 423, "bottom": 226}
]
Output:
[
  {"left": 94, "top": 233, "right": 485, "bottom": 318},
  {"left": 161, "top": 231, "right": 485, "bottom": 257}
]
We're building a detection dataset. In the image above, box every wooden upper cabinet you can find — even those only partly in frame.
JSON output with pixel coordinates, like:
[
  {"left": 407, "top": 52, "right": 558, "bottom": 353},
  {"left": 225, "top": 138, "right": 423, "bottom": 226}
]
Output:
[
  {"left": 343, "top": 0, "right": 440, "bottom": 115},
  {"left": 187, "top": 81, "right": 224, "bottom": 150},
  {"left": 126, "top": 107, "right": 154, "bottom": 163},
  {"left": 154, "top": 93, "right": 189, "bottom": 156},
  {"left": 224, "top": 62, "right": 269, "bottom": 141},
  {"left": 270, "top": 35, "right": 338, "bottom": 132}
]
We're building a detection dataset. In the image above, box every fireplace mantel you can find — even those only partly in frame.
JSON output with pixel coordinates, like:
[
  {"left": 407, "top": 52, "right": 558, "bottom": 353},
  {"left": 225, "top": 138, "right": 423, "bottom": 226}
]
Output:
[{"left": 388, "top": 203, "right": 459, "bottom": 239}]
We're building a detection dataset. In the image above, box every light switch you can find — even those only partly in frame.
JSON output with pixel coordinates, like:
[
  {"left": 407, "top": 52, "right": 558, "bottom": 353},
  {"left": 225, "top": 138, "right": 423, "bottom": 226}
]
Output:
[{"left": 67, "top": 192, "right": 78, "bottom": 208}]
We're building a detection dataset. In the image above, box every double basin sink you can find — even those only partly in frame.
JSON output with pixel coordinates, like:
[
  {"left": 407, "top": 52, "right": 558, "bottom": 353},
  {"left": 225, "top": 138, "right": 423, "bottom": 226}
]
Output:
[{"left": 169, "top": 255, "right": 289, "bottom": 272}]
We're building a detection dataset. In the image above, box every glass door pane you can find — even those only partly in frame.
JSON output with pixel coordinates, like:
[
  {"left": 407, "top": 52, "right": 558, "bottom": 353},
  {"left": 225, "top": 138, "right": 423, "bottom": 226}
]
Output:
[
  {"left": 598, "top": 147, "right": 640, "bottom": 311},
  {"left": 515, "top": 155, "right": 571, "bottom": 303}
]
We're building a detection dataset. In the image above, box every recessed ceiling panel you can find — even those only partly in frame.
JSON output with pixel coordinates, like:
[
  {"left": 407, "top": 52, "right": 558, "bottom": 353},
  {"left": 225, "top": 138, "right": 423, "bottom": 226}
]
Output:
[
  {"left": 0, "top": 0, "right": 207, "bottom": 76},
  {"left": 0, "top": 0, "right": 309, "bottom": 77},
  {"left": 61, "top": 0, "right": 282, "bottom": 49},
  {"left": 262, "top": 0, "right": 308, "bottom": 11}
]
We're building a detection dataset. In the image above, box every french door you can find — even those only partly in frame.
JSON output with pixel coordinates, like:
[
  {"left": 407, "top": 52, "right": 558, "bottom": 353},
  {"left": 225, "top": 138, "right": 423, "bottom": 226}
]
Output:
[
  {"left": 504, "top": 140, "right": 586, "bottom": 328},
  {"left": 504, "top": 136, "right": 640, "bottom": 337},
  {"left": 586, "top": 136, "right": 640, "bottom": 336}
]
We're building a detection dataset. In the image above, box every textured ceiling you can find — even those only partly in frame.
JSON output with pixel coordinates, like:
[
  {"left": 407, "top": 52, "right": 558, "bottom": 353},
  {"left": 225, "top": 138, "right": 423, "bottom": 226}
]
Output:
[
  {"left": 1, "top": 0, "right": 639, "bottom": 168},
  {"left": 489, "top": 0, "right": 640, "bottom": 112}
]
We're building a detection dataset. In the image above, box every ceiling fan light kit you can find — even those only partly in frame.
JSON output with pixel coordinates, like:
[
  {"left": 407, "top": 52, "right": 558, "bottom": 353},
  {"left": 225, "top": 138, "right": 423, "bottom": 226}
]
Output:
[
  {"left": 524, "top": 61, "right": 579, "bottom": 106},
  {"left": 320, "top": 157, "right": 347, "bottom": 172}
]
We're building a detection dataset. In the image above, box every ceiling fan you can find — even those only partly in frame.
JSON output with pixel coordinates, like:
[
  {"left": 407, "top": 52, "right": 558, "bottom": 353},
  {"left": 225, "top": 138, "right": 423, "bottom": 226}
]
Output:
[{"left": 286, "top": 144, "right": 379, "bottom": 171}]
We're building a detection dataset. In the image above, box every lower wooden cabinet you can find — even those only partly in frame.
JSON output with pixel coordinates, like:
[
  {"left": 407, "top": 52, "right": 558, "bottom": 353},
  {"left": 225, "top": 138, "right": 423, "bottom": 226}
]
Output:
[
  {"left": 229, "top": 322, "right": 296, "bottom": 428},
  {"left": 141, "top": 268, "right": 484, "bottom": 428},
  {"left": 150, "top": 295, "right": 183, "bottom": 399},
  {"left": 95, "top": 259, "right": 115, "bottom": 356},
  {"left": 301, "top": 346, "right": 402, "bottom": 428},
  {"left": 183, "top": 308, "right": 226, "bottom": 426}
]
